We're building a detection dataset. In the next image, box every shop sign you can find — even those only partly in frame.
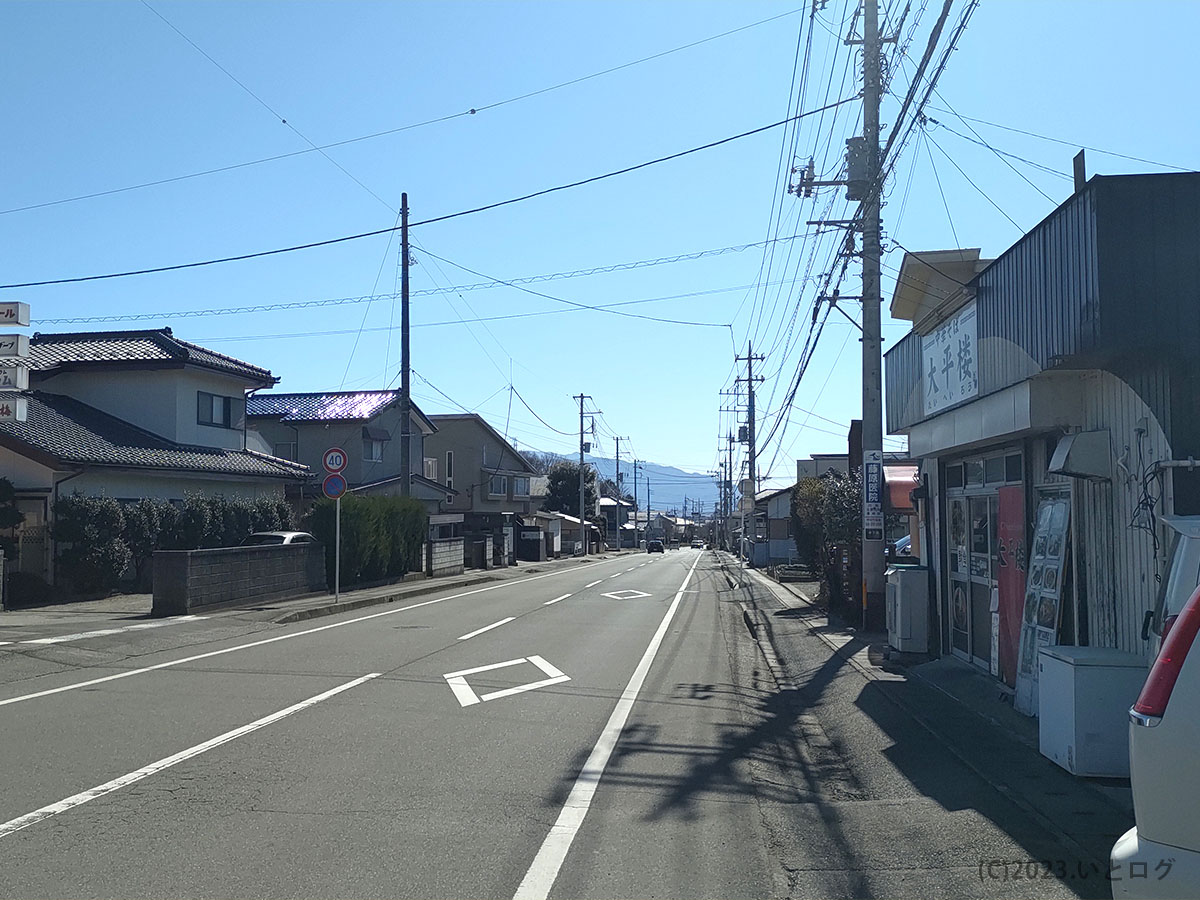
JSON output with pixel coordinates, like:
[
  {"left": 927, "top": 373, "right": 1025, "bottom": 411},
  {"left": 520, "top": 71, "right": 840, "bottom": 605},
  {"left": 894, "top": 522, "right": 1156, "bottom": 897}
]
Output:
[
  {"left": 863, "top": 450, "right": 883, "bottom": 542},
  {"left": 1014, "top": 494, "right": 1070, "bottom": 715},
  {"left": 922, "top": 300, "right": 978, "bottom": 416}
]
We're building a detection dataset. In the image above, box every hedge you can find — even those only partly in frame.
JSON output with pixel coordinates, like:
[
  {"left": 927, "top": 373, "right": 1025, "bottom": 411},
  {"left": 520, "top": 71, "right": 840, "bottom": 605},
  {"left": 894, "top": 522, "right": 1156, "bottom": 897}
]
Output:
[
  {"left": 52, "top": 491, "right": 295, "bottom": 594},
  {"left": 307, "top": 494, "right": 426, "bottom": 589}
]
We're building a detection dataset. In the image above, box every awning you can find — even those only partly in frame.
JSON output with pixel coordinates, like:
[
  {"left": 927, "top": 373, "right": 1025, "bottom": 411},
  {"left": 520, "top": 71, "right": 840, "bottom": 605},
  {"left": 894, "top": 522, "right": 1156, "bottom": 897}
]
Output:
[
  {"left": 884, "top": 465, "right": 920, "bottom": 513},
  {"left": 362, "top": 425, "right": 391, "bottom": 441}
]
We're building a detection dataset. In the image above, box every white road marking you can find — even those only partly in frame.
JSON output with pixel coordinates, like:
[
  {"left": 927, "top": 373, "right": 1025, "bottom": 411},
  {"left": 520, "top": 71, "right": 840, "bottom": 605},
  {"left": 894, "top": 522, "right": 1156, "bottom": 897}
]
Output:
[
  {"left": 17, "top": 616, "right": 207, "bottom": 646},
  {"left": 637, "top": 564, "right": 646, "bottom": 568},
  {"left": 543, "top": 594, "right": 571, "bottom": 606},
  {"left": 0, "top": 561, "right": 610, "bottom": 709},
  {"left": 0, "top": 642, "right": 11, "bottom": 646},
  {"left": 626, "top": 567, "right": 637, "bottom": 572},
  {"left": 457, "top": 617, "right": 515, "bottom": 641},
  {"left": 514, "top": 551, "right": 703, "bottom": 900},
  {"left": 443, "top": 656, "right": 569, "bottom": 707},
  {"left": 584, "top": 580, "right": 603, "bottom": 588},
  {"left": 0, "top": 673, "right": 378, "bottom": 840},
  {"left": 609, "top": 572, "right": 621, "bottom": 578},
  {"left": 600, "top": 589, "right": 651, "bottom": 601}
]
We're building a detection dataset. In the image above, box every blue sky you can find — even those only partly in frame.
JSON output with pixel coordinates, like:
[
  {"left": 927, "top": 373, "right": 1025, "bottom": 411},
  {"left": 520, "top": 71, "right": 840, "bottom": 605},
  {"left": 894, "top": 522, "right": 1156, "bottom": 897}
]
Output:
[{"left": 4, "top": 1, "right": 1195, "bottom": 493}]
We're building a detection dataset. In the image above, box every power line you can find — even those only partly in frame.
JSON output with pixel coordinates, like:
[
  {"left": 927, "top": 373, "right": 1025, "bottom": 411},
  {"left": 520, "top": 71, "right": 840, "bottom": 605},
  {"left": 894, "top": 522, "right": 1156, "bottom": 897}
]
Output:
[
  {"left": 414, "top": 248, "right": 733, "bottom": 329},
  {"left": 1, "top": 98, "right": 857, "bottom": 291},
  {"left": 2, "top": 6, "right": 807, "bottom": 219}
]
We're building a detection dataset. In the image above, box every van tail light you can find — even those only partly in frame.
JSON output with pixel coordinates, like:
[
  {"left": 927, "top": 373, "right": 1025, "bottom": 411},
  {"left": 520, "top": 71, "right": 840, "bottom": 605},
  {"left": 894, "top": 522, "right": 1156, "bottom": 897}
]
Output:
[{"left": 1134, "top": 585, "right": 1200, "bottom": 719}]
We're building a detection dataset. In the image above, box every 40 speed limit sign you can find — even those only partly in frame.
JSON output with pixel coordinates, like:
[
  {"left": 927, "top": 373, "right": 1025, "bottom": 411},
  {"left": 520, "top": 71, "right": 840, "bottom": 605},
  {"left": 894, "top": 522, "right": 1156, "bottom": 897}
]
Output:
[{"left": 322, "top": 447, "right": 348, "bottom": 474}]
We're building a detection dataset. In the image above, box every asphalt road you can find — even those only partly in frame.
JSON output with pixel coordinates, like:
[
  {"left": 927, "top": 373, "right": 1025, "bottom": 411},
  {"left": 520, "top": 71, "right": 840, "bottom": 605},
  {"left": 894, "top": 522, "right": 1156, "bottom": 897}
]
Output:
[
  {"left": 0, "top": 549, "right": 776, "bottom": 899},
  {"left": 0, "top": 550, "right": 1124, "bottom": 899}
]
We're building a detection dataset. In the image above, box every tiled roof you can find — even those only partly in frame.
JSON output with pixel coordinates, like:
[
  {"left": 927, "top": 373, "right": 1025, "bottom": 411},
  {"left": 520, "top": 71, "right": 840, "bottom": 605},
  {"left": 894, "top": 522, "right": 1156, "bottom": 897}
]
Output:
[
  {"left": 29, "top": 328, "right": 274, "bottom": 384},
  {"left": 247, "top": 390, "right": 436, "bottom": 432},
  {"left": 0, "top": 392, "right": 309, "bottom": 479},
  {"left": 248, "top": 390, "right": 399, "bottom": 422}
]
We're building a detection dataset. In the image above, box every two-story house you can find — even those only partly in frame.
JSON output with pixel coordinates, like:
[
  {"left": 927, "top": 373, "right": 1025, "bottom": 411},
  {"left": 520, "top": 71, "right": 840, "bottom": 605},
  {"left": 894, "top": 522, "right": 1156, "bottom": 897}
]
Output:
[
  {"left": 424, "top": 413, "right": 540, "bottom": 559},
  {"left": 0, "top": 328, "right": 310, "bottom": 579},
  {"left": 245, "top": 389, "right": 452, "bottom": 513}
]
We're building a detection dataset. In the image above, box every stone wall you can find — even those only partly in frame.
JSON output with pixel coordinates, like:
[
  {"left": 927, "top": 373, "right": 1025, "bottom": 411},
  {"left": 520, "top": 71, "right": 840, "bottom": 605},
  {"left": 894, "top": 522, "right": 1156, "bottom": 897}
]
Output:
[
  {"left": 426, "top": 537, "right": 465, "bottom": 577},
  {"left": 152, "top": 543, "right": 326, "bottom": 616}
]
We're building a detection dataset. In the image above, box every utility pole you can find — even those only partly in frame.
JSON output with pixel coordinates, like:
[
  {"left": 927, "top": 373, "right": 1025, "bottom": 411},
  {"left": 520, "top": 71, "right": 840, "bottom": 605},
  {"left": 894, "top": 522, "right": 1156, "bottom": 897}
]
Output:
[
  {"left": 633, "top": 460, "right": 641, "bottom": 548},
  {"left": 614, "top": 435, "right": 628, "bottom": 545},
  {"left": 726, "top": 431, "right": 735, "bottom": 551},
  {"left": 646, "top": 477, "right": 651, "bottom": 542},
  {"left": 399, "top": 192, "right": 411, "bottom": 497},
  {"left": 736, "top": 344, "right": 765, "bottom": 563},
  {"left": 858, "top": 0, "right": 886, "bottom": 630},
  {"left": 574, "top": 394, "right": 593, "bottom": 555}
]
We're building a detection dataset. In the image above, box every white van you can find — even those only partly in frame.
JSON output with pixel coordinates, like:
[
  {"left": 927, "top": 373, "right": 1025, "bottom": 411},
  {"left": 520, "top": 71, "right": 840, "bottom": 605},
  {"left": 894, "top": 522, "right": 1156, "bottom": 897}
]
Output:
[{"left": 1111, "top": 516, "right": 1200, "bottom": 898}]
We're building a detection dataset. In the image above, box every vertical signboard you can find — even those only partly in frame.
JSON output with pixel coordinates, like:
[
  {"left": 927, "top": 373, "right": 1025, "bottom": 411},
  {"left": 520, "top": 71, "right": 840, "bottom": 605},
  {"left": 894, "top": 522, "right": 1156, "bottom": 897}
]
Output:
[
  {"left": 922, "top": 300, "right": 978, "bottom": 416},
  {"left": 863, "top": 449, "right": 883, "bottom": 542},
  {"left": 1014, "top": 494, "right": 1070, "bottom": 715}
]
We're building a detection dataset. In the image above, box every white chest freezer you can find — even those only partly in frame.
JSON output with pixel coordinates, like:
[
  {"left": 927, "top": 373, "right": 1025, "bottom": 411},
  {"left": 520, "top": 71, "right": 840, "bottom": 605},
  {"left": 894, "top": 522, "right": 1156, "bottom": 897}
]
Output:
[{"left": 1037, "top": 646, "right": 1148, "bottom": 777}]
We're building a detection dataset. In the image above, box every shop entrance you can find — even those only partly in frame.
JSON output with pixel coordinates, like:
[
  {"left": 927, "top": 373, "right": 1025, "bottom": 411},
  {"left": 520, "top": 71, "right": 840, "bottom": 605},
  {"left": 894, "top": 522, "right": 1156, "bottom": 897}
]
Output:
[{"left": 945, "top": 452, "right": 1024, "bottom": 673}]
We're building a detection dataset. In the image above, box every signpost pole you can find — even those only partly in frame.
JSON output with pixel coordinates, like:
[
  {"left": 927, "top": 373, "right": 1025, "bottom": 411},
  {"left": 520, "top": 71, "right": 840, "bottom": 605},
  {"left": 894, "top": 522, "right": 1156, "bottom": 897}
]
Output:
[{"left": 335, "top": 495, "right": 341, "bottom": 603}]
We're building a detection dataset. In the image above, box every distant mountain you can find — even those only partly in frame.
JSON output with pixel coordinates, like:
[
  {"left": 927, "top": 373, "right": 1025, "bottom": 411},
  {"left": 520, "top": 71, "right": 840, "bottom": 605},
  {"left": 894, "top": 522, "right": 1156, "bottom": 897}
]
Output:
[{"left": 526, "top": 449, "right": 719, "bottom": 515}]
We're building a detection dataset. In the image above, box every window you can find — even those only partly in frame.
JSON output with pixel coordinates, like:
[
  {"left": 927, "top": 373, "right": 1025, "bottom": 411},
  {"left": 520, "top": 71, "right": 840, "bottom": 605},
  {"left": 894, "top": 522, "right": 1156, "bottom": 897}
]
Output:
[
  {"left": 364, "top": 439, "right": 385, "bottom": 462},
  {"left": 445, "top": 451, "right": 454, "bottom": 490},
  {"left": 197, "top": 391, "right": 234, "bottom": 428},
  {"left": 984, "top": 456, "right": 1006, "bottom": 484},
  {"left": 944, "top": 463, "right": 964, "bottom": 489},
  {"left": 512, "top": 476, "right": 530, "bottom": 497},
  {"left": 488, "top": 475, "right": 507, "bottom": 497},
  {"left": 1005, "top": 453, "right": 1023, "bottom": 483},
  {"left": 424, "top": 458, "right": 438, "bottom": 480},
  {"left": 273, "top": 442, "right": 297, "bottom": 461}
]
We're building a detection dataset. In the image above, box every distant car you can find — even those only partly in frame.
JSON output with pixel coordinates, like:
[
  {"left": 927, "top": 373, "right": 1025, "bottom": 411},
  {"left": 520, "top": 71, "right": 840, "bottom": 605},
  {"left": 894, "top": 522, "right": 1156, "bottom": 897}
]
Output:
[
  {"left": 647, "top": 540, "right": 665, "bottom": 553},
  {"left": 690, "top": 539, "right": 704, "bottom": 549},
  {"left": 239, "top": 531, "right": 316, "bottom": 546},
  {"left": 1111, "top": 519, "right": 1200, "bottom": 898}
]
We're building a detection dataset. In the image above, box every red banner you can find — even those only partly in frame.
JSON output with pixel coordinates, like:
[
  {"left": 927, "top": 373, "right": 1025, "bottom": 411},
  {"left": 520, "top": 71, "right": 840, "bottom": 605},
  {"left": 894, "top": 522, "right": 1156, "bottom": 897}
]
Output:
[{"left": 997, "top": 486, "right": 1026, "bottom": 687}]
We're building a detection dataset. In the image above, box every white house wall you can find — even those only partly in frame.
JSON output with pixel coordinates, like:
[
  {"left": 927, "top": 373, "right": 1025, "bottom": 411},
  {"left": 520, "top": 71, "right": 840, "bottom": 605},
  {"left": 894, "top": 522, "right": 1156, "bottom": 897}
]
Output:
[
  {"left": 41, "top": 368, "right": 251, "bottom": 450},
  {"left": 0, "top": 444, "right": 55, "bottom": 491},
  {"left": 68, "top": 471, "right": 285, "bottom": 502}
]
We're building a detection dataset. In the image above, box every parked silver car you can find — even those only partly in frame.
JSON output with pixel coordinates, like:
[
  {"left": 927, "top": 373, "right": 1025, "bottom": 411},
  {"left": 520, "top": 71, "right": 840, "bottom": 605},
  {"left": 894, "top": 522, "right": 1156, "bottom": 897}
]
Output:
[{"left": 239, "top": 531, "right": 317, "bottom": 546}]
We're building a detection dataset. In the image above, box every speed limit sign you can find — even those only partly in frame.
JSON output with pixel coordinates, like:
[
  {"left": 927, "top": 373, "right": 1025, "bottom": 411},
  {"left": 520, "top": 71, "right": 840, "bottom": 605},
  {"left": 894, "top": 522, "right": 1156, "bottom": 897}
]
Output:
[{"left": 323, "top": 447, "right": 348, "bottom": 474}]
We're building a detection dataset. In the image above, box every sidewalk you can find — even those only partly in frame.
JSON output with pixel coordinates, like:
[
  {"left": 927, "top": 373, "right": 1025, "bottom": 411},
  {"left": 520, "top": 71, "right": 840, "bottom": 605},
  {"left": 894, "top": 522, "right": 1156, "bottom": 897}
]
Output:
[
  {"left": 730, "top": 558, "right": 1134, "bottom": 872},
  {"left": 1, "top": 549, "right": 639, "bottom": 630}
]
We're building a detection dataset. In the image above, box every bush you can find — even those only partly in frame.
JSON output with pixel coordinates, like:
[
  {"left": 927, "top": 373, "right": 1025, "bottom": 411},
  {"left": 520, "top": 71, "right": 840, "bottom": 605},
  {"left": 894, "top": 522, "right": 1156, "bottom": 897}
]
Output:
[
  {"left": 308, "top": 495, "right": 426, "bottom": 589},
  {"left": 0, "top": 477, "right": 25, "bottom": 561},
  {"left": 52, "top": 493, "right": 132, "bottom": 595},
  {"left": 121, "top": 498, "right": 163, "bottom": 588}
]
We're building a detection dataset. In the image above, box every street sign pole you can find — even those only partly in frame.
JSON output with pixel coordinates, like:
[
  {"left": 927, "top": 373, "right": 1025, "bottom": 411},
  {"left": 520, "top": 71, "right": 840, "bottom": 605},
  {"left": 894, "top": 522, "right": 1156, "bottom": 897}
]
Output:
[
  {"left": 335, "top": 495, "right": 341, "bottom": 603},
  {"left": 322, "top": 448, "right": 349, "bottom": 602}
]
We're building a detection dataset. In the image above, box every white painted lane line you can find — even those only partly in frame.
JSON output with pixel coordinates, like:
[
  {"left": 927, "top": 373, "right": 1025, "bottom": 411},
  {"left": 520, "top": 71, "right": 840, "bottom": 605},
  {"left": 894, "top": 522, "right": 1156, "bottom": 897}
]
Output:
[
  {"left": 637, "top": 564, "right": 646, "bottom": 568},
  {"left": 609, "top": 572, "right": 621, "bottom": 578},
  {"left": 514, "top": 551, "right": 703, "bottom": 900},
  {"left": 626, "top": 567, "right": 637, "bottom": 572},
  {"left": 584, "top": 580, "right": 603, "bottom": 588},
  {"left": 0, "top": 561, "right": 610, "bottom": 709},
  {"left": 0, "top": 673, "right": 378, "bottom": 840},
  {"left": 19, "top": 616, "right": 207, "bottom": 646},
  {"left": 457, "top": 617, "right": 515, "bottom": 641},
  {"left": 543, "top": 594, "right": 571, "bottom": 606}
]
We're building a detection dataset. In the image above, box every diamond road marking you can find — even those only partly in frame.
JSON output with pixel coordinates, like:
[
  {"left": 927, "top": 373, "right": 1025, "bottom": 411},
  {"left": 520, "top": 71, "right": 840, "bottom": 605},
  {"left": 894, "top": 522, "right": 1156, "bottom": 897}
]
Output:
[
  {"left": 443, "top": 656, "right": 570, "bottom": 707},
  {"left": 600, "top": 589, "right": 651, "bottom": 601}
]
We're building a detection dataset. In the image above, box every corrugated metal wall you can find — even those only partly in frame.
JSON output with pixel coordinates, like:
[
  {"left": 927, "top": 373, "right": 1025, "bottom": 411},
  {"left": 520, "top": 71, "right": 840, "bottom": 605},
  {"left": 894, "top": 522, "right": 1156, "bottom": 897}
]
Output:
[
  {"left": 976, "top": 188, "right": 1099, "bottom": 395},
  {"left": 884, "top": 331, "right": 922, "bottom": 433},
  {"left": 1074, "top": 370, "right": 1172, "bottom": 660}
]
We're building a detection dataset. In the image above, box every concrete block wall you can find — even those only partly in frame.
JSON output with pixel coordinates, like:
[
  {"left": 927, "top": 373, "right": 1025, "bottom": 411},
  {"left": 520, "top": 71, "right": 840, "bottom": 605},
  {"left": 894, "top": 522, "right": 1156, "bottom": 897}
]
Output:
[
  {"left": 152, "top": 543, "right": 326, "bottom": 616},
  {"left": 426, "top": 537, "right": 465, "bottom": 577}
]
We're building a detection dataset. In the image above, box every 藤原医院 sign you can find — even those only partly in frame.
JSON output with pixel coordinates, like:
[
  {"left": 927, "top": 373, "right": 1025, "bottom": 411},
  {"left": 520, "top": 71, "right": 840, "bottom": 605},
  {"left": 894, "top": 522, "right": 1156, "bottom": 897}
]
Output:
[{"left": 922, "top": 300, "right": 978, "bottom": 416}]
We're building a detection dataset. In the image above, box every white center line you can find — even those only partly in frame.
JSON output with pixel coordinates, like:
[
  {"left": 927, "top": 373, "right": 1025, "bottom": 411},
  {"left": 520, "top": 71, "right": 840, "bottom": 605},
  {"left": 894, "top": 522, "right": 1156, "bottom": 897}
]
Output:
[
  {"left": 514, "top": 551, "right": 703, "bottom": 900},
  {"left": 543, "top": 594, "right": 571, "bottom": 606},
  {"left": 0, "top": 561, "right": 609, "bottom": 709},
  {"left": 0, "top": 673, "right": 378, "bottom": 840},
  {"left": 585, "top": 580, "right": 603, "bottom": 588},
  {"left": 609, "top": 572, "right": 621, "bottom": 578},
  {"left": 457, "top": 617, "right": 515, "bottom": 641},
  {"left": 626, "top": 567, "right": 637, "bottom": 572}
]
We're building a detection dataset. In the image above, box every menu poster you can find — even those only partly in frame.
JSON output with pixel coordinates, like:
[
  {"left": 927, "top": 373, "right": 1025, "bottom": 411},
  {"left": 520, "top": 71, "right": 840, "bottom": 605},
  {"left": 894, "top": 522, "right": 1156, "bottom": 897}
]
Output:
[{"left": 1013, "top": 495, "right": 1071, "bottom": 716}]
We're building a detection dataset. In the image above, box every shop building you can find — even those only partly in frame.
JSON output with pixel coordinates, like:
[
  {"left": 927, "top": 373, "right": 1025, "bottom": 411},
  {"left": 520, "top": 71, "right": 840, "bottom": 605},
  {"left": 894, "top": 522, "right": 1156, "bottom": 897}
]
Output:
[{"left": 885, "top": 172, "right": 1200, "bottom": 714}]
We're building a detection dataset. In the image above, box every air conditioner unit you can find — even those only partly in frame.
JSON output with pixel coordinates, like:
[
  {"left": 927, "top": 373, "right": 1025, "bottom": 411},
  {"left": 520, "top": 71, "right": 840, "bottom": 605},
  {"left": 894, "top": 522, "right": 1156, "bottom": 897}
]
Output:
[{"left": 886, "top": 565, "right": 929, "bottom": 653}]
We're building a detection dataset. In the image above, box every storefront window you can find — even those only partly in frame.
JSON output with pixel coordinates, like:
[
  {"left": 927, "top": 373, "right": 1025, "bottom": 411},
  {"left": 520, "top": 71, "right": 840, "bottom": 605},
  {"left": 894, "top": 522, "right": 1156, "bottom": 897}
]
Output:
[
  {"left": 965, "top": 460, "right": 985, "bottom": 486},
  {"left": 985, "top": 457, "right": 1005, "bottom": 484}
]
